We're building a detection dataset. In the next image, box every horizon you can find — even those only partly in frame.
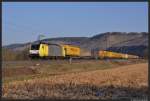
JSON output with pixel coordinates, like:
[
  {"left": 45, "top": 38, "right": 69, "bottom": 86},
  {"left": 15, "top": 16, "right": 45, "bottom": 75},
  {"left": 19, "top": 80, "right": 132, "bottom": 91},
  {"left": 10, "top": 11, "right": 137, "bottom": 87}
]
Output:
[
  {"left": 3, "top": 31, "right": 148, "bottom": 46},
  {"left": 2, "top": 2, "right": 148, "bottom": 46}
]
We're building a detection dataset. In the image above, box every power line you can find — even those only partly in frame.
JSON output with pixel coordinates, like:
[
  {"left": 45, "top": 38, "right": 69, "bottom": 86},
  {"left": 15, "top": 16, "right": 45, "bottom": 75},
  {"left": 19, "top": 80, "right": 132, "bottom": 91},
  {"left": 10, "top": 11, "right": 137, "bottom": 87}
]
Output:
[
  {"left": 3, "top": 22, "right": 39, "bottom": 43},
  {"left": 4, "top": 23, "right": 30, "bottom": 33},
  {"left": 4, "top": 20, "right": 42, "bottom": 34}
]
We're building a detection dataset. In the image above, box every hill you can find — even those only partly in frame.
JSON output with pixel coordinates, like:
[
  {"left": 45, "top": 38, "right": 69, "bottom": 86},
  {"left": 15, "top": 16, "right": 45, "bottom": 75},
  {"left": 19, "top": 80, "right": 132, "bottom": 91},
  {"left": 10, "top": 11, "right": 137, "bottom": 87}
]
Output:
[{"left": 3, "top": 32, "right": 148, "bottom": 58}]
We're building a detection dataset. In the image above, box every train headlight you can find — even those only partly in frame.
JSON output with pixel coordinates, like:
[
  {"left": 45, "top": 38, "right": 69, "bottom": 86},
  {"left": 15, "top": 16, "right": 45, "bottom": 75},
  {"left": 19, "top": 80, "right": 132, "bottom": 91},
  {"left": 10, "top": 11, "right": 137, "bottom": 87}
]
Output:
[{"left": 29, "top": 50, "right": 39, "bottom": 54}]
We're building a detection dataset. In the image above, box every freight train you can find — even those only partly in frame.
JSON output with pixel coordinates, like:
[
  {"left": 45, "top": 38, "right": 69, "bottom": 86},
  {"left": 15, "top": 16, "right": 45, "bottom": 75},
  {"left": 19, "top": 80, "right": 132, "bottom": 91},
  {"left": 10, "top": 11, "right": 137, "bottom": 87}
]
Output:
[
  {"left": 29, "top": 42, "right": 80, "bottom": 59},
  {"left": 29, "top": 42, "right": 139, "bottom": 59}
]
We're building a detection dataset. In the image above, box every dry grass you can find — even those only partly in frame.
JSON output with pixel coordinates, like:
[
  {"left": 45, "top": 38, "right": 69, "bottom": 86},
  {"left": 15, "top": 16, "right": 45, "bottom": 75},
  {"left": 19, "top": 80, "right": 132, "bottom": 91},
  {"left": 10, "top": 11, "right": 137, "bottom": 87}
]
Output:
[
  {"left": 2, "top": 60, "right": 123, "bottom": 83},
  {"left": 2, "top": 62, "right": 148, "bottom": 100},
  {"left": 3, "top": 59, "right": 146, "bottom": 83}
]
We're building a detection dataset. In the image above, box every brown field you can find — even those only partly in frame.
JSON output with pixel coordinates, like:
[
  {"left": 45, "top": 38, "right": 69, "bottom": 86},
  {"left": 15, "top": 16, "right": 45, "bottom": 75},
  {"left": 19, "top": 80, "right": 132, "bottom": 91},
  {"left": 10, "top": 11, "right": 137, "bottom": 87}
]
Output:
[{"left": 2, "top": 59, "right": 148, "bottom": 99}]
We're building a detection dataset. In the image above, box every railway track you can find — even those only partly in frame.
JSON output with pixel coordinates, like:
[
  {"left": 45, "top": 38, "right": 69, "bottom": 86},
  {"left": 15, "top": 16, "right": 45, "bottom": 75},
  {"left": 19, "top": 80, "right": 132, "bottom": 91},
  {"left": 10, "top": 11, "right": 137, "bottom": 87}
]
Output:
[{"left": 2, "top": 58, "right": 144, "bottom": 65}]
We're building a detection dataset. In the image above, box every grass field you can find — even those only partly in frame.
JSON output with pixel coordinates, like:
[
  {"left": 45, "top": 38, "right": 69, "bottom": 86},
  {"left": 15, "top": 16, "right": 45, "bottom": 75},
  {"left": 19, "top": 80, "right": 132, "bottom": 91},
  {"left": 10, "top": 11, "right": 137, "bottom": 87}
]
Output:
[{"left": 2, "top": 59, "right": 148, "bottom": 99}]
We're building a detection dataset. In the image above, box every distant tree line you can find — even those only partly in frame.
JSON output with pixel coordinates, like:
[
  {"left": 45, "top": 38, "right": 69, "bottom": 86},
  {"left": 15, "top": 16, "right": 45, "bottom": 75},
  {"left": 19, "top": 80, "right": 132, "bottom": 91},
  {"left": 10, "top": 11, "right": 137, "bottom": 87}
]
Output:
[
  {"left": 2, "top": 48, "right": 30, "bottom": 61},
  {"left": 107, "top": 45, "right": 148, "bottom": 59},
  {"left": 143, "top": 48, "right": 148, "bottom": 59}
]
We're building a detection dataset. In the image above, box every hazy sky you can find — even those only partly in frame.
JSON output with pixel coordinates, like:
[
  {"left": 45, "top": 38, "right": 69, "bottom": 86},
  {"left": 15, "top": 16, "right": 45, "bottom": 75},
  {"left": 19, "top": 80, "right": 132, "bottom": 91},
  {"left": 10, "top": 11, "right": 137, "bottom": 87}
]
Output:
[{"left": 2, "top": 2, "right": 148, "bottom": 45}]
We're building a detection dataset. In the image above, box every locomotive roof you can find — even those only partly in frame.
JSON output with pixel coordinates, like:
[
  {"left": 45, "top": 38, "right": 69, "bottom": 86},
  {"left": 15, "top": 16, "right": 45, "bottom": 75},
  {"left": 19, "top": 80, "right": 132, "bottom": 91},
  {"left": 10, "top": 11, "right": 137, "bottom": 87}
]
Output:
[{"left": 32, "top": 41, "right": 80, "bottom": 48}]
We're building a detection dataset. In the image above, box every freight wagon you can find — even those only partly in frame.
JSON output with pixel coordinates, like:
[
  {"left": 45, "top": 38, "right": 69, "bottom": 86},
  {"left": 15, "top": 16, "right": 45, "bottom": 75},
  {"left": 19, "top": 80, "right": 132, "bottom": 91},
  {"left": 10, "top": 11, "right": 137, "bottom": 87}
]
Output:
[
  {"left": 29, "top": 42, "right": 80, "bottom": 59},
  {"left": 91, "top": 50, "right": 139, "bottom": 59}
]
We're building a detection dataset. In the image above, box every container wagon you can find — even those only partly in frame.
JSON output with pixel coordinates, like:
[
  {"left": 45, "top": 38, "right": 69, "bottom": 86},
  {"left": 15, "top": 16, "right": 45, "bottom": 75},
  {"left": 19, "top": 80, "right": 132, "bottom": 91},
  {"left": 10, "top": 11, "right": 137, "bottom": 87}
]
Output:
[{"left": 91, "top": 50, "right": 139, "bottom": 59}]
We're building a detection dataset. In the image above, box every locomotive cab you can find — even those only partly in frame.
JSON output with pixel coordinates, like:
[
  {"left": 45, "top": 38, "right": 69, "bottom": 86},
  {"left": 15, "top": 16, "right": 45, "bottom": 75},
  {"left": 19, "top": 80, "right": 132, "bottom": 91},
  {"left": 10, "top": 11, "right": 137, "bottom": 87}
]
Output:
[
  {"left": 29, "top": 43, "right": 48, "bottom": 58},
  {"left": 29, "top": 44, "right": 40, "bottom": 58}
]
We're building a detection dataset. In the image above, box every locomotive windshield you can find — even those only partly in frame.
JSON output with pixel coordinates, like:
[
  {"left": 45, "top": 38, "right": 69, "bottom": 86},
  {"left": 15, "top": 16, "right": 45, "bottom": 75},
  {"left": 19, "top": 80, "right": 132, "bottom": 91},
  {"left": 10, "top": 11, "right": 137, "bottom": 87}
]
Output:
[{"left": 31, "top": 44, "right": 40, "bottom": 50}]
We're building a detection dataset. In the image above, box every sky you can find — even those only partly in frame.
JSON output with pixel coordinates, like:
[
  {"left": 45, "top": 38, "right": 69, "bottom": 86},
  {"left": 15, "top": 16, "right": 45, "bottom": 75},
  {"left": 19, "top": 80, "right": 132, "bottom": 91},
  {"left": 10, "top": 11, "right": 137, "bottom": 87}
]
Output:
[{"left": 2, "top": 2, "right": 148, "bottom": 46}]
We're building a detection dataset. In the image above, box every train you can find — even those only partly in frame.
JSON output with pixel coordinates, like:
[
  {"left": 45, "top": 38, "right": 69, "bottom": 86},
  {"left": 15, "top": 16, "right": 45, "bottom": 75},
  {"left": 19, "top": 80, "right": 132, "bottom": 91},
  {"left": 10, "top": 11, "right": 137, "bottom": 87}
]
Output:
[
  {"left": 29, "top": 42, "right": 80, "bottom": 59},
  {"left": 29, "top": 42, "right": 139, "bottom": 59}
]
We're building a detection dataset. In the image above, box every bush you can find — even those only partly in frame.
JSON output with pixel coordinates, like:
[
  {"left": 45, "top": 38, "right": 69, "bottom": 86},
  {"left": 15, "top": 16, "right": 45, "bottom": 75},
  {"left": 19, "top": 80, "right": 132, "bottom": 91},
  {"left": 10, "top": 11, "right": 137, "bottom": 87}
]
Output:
[
  {"left": 143, "top": 48, "right": 148, "bottom": 59},
  {"left": 2, "top": 48, "right": 30, "bottom": 61}
]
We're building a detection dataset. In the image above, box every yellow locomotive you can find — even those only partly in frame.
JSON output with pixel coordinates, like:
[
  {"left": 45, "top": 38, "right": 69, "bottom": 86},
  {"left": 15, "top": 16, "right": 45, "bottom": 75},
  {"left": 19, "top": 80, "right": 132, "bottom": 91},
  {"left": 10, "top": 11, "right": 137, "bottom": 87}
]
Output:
[{"left": 29, "top": 42, "right": 80, "bottom": 58}]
